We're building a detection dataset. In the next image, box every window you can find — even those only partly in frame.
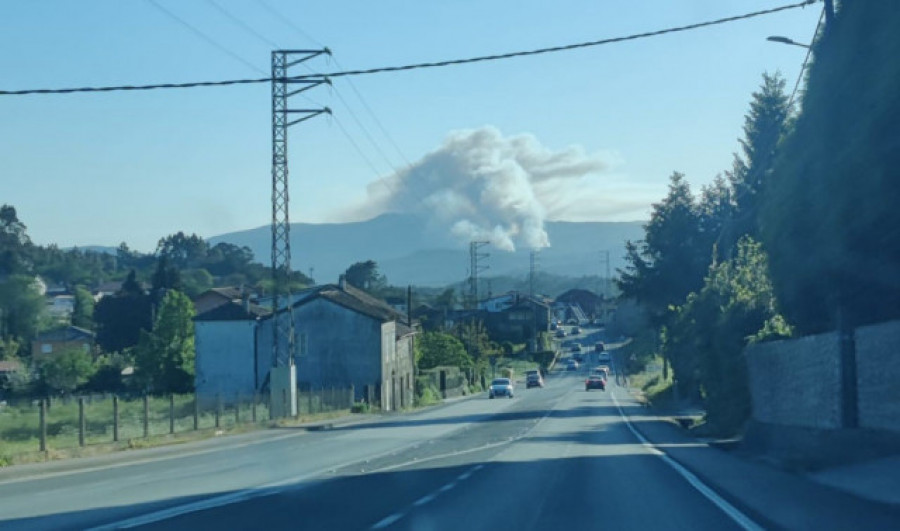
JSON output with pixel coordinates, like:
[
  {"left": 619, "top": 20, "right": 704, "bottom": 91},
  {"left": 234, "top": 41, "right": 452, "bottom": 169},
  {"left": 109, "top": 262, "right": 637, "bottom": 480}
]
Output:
[
  {"left": 41, "top": 344, "right": 52, "bottom": 354},
  {"left": 294, "top": 332, "right": 308, "bottom": 357}
]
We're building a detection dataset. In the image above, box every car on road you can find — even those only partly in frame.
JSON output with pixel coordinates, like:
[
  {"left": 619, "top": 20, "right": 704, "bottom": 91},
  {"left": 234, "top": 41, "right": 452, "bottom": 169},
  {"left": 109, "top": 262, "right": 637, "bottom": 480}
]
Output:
[
  {"left": 570, "top": 343, "right": 582, "bottom": 352},
  {"left": 566, "top": 359, "right": 579, "bottom": 371},
  {"left": 488, "top": 378, "right": 514, "bottom": 399},
  {"left": 592, "top": 366, "right": 609, "bottom": 380},
  {"left": 585, "top": 375, "right": 606, "bottom": 391},
  {"left": 597, "top": 352, "right": 611, "bottom": 364},
  {"left": 525, "top": 370, "right": 544, "bottom": 388},
  {"left": 555, "top": 328, "right": 566, "bottom": 338},
  {"left": 572, "top": 326, "right": 581, "bottom": 335},
  {"left": 595, "top": 342, "right": 605, "bottom": 352}
]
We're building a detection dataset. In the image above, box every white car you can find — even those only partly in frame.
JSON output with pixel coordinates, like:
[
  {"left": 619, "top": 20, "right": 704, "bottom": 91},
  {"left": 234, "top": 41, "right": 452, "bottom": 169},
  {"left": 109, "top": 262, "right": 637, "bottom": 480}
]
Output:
[{"left": 488, "top": 378, "right": 514, "bottom": 399}]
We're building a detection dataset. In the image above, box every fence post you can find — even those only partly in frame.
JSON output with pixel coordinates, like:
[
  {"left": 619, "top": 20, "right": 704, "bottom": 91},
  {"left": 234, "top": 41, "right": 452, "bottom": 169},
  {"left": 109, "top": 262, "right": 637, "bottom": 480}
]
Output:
[
  {"left": 169, "top": 394, "right": 175, "bottom": 434},
  {"left": 252, "top": 393, "right": 258, "bottom": 423},
  {"left": 113, "top": 395, "right": 119, "bottom": 442},
  {"left": 294, "top": 388, "right": 300, "bottom": 419},
  {"left": 39, "top": 399, "right": 47, "bottom": 452},
  {"left": 236, "top": 392, "right": 241, "bottom": 424},
  {"left": 78, "top": 397, "right": 85, "bottom": 447},
  {"left": 193, "top": 395, "right": 199, "bottom": 430},
  {"left": 143, "top": 395, "right": 150, "bottom": 438},
  {"left": 307, "top": 388, "right": 313, "bottom": 415},
  {"left": 349, "top": 385, "right": 354, "bottom": 409},
  {"left": 215, "top": 394, "right": 222, "bottom": 429}
]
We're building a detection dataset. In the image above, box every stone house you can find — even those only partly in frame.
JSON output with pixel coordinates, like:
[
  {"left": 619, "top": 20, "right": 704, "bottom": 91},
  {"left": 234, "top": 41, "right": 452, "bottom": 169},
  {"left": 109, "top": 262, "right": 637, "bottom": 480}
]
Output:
[{"left": 194, "top": 280, "right": 416, "bottom": 411}]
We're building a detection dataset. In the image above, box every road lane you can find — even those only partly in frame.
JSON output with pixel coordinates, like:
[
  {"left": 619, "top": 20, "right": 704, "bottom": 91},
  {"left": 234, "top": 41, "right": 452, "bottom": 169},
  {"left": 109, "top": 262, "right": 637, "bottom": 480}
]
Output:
[
  {"left": 117, "top": 371, "right": 750, "bottom": 531},
  {"left": 0, "top": 369, "right": 568, "bottom": 530}
]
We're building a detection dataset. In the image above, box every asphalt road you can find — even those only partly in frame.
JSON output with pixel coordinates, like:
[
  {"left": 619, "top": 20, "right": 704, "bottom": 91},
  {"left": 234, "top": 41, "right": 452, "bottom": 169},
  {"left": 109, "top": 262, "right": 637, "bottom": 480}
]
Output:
[{"left": 0, "top": 331, "right": 758, "bottom": 530}]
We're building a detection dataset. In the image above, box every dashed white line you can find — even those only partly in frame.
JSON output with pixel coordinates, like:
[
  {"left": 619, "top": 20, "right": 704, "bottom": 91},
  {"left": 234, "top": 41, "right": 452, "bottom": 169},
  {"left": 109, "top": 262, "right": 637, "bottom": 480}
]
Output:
[
  {"left": 413, "top": 494, "right": 437, "bottom": 507},
  {"left": 371, "top": 512, "right": 406, "bottom": 529},
  {"left": 610, "top": 389, "right": 763, "bottom": 531}
]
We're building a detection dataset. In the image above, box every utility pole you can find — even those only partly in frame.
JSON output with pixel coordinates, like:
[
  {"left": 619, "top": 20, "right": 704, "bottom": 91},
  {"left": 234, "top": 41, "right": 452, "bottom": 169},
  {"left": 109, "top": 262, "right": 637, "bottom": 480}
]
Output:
[
  {"left": 468, "top": 241, "right": 490, "bottom": 310},
  {"left": 529, "top": 249, "right": 538, "bottom": 299},
  {"left": 270, "top": 49, "right": 330, "bottom": 416},
  {"left": 599, "top": 250, "right": 610, "bottom": 297},
  {"left": 529, "top": 249, "right": 540, "bottom": 352}
]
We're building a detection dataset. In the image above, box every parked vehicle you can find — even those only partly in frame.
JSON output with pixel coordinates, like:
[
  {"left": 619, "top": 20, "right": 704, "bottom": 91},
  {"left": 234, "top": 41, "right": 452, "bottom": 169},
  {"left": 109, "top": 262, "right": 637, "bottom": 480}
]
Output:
[
  {"left": 585, "top": 375, "right": 606, "bottom": 391},
  {"left": 595, "top": 342, "right": 605, "bottom": 352},
  {"left": 572, "top": 326, "right": 581, "bottom": 335},
  {"left": 489, "top": 378, "right": 514, "bottom": 399},
  {"left": 571, "top": 343, "right": 582, "bottom": 352},
  {"left": 555, "top": 328, "right": 566, "bottom": 338},
  {"left": 566, "top": 359, "right": 579, "bottom": 371}
]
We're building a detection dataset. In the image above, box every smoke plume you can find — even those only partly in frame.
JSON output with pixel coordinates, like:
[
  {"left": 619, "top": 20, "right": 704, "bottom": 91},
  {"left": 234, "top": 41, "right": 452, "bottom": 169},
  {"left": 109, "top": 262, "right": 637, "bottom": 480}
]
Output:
[{"left": 354, "top": 126, "right": 608, "bottom": 251}]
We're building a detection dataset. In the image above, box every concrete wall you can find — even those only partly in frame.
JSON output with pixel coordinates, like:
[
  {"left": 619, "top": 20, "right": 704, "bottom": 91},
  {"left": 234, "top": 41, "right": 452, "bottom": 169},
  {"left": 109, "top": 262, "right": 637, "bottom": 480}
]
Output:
[
  {"left": 195, "top": 320, "right": 258, "bottom": 407},
  {"left": 856, "top": 321, "right": 900, "bottom": 432},
  {"left": 745, "top": 331, "right": 841, "bottom": 429}
]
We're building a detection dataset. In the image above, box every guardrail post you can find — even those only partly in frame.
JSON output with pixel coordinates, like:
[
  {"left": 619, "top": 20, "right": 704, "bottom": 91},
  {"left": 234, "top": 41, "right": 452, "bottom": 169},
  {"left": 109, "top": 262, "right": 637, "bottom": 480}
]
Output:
[{"left": 78, "top": 397, "right": 85, "bottom": 447}]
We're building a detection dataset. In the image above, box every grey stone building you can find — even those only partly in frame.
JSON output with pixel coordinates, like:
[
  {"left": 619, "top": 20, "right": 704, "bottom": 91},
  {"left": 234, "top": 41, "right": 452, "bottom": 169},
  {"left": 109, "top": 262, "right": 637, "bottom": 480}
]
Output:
[{"left": 195, "top": 281, "right": 416, "bottom": 411}]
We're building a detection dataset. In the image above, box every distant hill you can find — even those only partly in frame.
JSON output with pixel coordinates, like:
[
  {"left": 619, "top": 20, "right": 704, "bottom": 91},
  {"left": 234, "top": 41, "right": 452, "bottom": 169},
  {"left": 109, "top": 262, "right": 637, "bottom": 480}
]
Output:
[{"left": 209, "top": 213, "right": 645, "bottom": 287}]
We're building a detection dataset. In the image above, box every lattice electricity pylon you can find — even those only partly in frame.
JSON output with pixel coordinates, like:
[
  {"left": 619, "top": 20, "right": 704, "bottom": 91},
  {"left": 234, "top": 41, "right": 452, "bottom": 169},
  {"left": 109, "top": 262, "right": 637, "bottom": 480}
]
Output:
[
  {"left": 467, "top": 241, "right": 490, "bottom": 310},
  {"left": 271, "top": 49, "right": 331, "bottom": 369}
]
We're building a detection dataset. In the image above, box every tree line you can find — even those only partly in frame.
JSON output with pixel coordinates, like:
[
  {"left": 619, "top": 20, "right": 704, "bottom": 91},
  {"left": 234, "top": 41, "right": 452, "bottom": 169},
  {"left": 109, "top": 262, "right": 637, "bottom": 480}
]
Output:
[{"left": 617, "top": 3, "right": 900, "bottom": 434}]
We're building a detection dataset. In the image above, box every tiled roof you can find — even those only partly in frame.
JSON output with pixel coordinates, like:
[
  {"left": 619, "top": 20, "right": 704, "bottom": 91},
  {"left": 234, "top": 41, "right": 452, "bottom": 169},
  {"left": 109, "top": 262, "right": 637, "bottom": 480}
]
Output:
[
  {"left": 34, "top": 326, "right": 95, "bottom": 342},
  {"left": 0, "top": 360, "right": 22, "bottom": 373},
  {"left": 209, "top": 286, "right": 244, "bottom": 300},
  {"left": 194, "top": 301, "right": 271, "bottom": 321}
]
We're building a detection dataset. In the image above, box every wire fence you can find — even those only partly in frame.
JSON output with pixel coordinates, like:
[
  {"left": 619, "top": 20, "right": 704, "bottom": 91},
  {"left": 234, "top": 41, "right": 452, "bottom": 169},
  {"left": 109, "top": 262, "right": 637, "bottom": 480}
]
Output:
[{"left": 0, "top": 386, "right": 355, "bottom": 462}]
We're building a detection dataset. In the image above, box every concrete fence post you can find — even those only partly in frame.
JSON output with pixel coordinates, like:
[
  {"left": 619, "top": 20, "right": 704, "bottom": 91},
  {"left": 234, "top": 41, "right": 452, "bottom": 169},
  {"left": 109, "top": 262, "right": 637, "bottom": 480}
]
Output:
[
  {"left": 193, "top": 395, "right": 200, "bottom": 430},
  {"left": 294, "top": 388, "right": 300, "bottom": 420},
  {"left": 113, "top": 395, "right": 119, "bottom": 442},
  {"left": 169, "top": 394, "right": 175, "bottom": 434},
  {"left": 143, "top": 395, "right": 150, "bottom": 438},
  {"left": 252, "top": 393, "right": 258, "bottom": 423},
  {"left": 349, "top": 385, "right": 354, "bottom": 409},
  {"left": 78, "top": 397, "right": 85, "bottom": 447},
  {"left": 236, "top": 392, "right": 242, "bottom": 424},
  {"left": 215, "top": 394, "right": 222, "bottom": 429},
  {"left": 307, "top": 388, "right": 313, "bottom": 415},
  {"left": 39, "top": 399, "right": 47, "bottom": 452}
]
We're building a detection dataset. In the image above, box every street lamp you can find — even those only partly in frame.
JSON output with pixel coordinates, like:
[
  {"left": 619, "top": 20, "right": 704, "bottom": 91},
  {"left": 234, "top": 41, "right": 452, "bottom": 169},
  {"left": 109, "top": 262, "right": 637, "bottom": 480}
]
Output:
[{"left": 767, "top": 35, "right": 811, "bottom": 49}]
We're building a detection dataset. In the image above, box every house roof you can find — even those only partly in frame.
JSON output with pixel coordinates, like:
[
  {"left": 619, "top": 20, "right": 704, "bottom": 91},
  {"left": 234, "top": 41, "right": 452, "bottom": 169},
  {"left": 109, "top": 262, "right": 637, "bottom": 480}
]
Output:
[
  {"left": 194, "top": 300, "right": 271, "bottom": 321},
  {"left": 312, "top": 283, "right": 405, "bottom": 323},
  {"left": 34, "top": 326, "right": 95, "bottom": 342},
  {"left": 0, "top": 360, "right": 22, "bottom": 373}
]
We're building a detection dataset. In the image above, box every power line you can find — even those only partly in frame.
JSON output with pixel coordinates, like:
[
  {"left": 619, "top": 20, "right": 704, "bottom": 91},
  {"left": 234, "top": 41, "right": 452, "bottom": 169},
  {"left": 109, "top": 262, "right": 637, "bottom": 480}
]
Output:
[
  {"left": 1, "top": 1, "right": 818, "bottom": 96},
  {"left": 206, "top": 0, "right": 281, "bottom": 50},
  {"left": 788, "top": 7, "right": 824, "bottom": 109},
  {"left": 255, "top": 0, "right": 326, "bottom": 48},
  {"left": 145, "top": 0, "right": 265, "bottom": 75}
]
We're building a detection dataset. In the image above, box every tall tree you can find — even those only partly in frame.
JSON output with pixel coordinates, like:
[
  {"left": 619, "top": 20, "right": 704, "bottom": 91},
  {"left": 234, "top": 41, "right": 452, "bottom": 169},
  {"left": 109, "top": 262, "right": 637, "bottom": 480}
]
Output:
[
  {"left": 0, "top": 205, "right": 32, "bottom": 275},
  {"left": 71, "top": 286, "right": 95, "bottom": 330},
  {"left": 343, "top": 260, "right": 387, "bottom": 293},
  {"left": 416, "top": 331, "right": 472, "bottom": 370},
  {"left": 156, "top": 232, "right": 208, "bottom": 270},
  {"left": 0, "top": 275, "right": 45, "bottom": 346},
  {"left": 134, "top": 290, "right": 196, "bottom": 393},
  {"left": 762, "top": 2, "right": 900, "bottom": 332},
  {"left": 38, "top": 346, "right": 96, "bottom": 395},
  {"left": 729, "top": 72, "right": 792, "bottom": 241},
  {"left": 617, "top": 173, "right": 705, "bottom": 323},
  {"left": 94, "top": 270, "right": 152, "bottom": 353}
]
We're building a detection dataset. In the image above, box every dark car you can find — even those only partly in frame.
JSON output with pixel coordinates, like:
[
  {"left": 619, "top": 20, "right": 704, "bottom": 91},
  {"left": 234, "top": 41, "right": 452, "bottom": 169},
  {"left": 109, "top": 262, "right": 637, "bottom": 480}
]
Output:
[
  {"left": 585, "top": 375, "right": 606, "bottom": 391},
  {"left": 526, "top": 369, "right": 544, "bottom": 388},
  {"left": 595, "top": 342, "right": 605, "bottom": 352}
]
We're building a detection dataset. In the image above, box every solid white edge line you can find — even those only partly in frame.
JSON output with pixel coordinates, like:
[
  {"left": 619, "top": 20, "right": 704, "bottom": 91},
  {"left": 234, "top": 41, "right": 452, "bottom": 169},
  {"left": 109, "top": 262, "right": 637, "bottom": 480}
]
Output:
[{"left": 611, "top": 389, "right": 764, "bottom": 531}]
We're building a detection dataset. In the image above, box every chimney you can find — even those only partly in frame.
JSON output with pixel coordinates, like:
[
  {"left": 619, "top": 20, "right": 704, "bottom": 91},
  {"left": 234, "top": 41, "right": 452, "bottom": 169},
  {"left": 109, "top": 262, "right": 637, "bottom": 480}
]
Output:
[
  {"left": 241, "top": 292, "right": 250, "bottom": 313},
  {"left": 339, "top": 274, "right": 347, "bottom": 291}
]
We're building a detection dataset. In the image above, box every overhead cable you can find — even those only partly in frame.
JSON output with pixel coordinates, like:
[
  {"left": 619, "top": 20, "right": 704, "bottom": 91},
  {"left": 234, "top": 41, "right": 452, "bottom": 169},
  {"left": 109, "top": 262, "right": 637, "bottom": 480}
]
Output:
[{"left": 0, "top": 1, "right": 818, "bottom": 96}]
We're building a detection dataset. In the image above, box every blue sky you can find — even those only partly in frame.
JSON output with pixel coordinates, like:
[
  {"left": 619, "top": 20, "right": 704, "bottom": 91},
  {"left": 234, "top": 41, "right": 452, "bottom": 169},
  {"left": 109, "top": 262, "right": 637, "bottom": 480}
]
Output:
[{"left": 0, "top": 1, "right": 822, "bottom": 253}]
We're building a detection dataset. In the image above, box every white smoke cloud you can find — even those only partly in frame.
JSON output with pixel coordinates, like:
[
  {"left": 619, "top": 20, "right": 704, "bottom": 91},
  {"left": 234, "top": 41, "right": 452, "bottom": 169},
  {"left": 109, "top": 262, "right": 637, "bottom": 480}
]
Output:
[{"left": 353, "top": 126, "right": 609, "bottom": 251}]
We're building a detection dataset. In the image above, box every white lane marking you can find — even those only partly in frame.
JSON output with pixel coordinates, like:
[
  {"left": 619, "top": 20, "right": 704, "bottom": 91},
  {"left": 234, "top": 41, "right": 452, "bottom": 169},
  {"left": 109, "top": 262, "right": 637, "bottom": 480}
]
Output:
[
  {"left": 370, "top": 464, "right": 483, "bottom": 529},
  {"left": 611, "top": 390, "right": 763, "bottom": 531},
  {"left": 413, "top": 494, "right": 437, "bottom": 507},
  {"left": 371, "top": 512, "right": 405, "bottom": 529}
]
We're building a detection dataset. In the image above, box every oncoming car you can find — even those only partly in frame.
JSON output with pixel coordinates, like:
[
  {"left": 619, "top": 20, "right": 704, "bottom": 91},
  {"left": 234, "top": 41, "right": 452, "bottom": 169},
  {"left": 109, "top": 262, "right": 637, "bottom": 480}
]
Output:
[
  {"left": 489, "top": 378, "right": 514, "bottom": 399},
  {"left": 525, "top": 369, "right": 544, "bottom": 388}
]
